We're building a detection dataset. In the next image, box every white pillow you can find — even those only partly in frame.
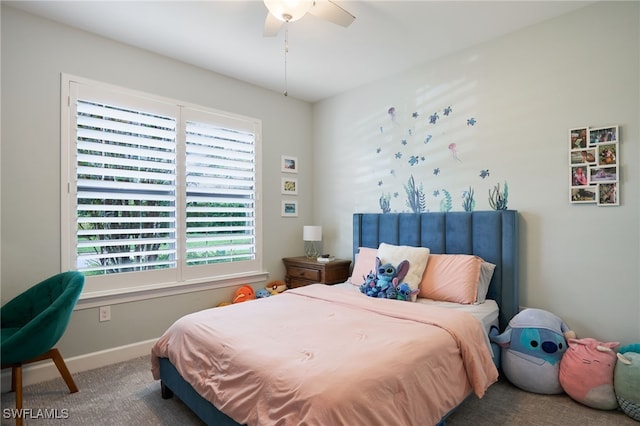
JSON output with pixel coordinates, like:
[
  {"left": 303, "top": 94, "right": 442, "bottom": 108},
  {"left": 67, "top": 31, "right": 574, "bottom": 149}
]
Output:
[{"left": 377, "top": 243, "right": 430, "bottom": 301}]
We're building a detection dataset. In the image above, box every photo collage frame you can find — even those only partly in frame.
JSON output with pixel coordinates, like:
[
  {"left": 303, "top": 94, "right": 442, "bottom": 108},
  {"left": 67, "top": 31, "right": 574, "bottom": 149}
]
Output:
[{"left": 569, "top": 125, "right": 619, "bottom": 206}]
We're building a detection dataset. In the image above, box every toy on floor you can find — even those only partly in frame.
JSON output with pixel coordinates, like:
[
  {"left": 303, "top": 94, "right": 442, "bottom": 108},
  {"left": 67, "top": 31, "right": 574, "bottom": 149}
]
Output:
[
  {"left": 266, "top": 280, "right": 287, "bottom": 295},
  {"left": 232, "top": 285, "right": 256, "bottom": 304},
  {"left": 615, "top": 343, "right": 640, "bottom": 421},
  {"left": 490, "top": 308, "right": 575, "bottom": 394},
  {"left": 559, "top": 338, "right": 619, "bottom": 410},
  {"left": 256, "top": 288, "right": 271, "bottom": 298}
]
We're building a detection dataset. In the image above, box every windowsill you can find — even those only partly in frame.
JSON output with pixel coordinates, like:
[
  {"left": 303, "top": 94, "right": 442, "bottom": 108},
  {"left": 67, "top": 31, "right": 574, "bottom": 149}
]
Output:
[{"left": 75, "top": 271, "right": 270, "bottom": 309}]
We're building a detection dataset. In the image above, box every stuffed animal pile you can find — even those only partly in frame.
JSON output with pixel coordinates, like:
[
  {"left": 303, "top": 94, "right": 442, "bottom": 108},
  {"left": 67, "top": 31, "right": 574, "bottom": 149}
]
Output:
[
  {"left": 358, "top": 257, "right": 418, "bottom": 301},
  {"left": 217, "top": 281, "right": 288, "bottom": 306},
  {"left": 491, "top": 307, "right": 639, "bottom": 420},
  {"left": 256, "top": 280, "right": 288, "bottom": 298}
]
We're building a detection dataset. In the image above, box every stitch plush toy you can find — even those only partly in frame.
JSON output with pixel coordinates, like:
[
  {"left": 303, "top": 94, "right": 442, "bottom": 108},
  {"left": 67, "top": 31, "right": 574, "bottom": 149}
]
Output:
[
  {"left": 359, "top": 271, "right": 378, "bottom": 297},
  {"left": 490, "top": 308, "right": 575, "bottom": 394},
  {"left": 396, "top": 283, "right": 419, "bottom": 301},
  {"left": 615, "top": 343, "right": 640, "bottom": 421}
]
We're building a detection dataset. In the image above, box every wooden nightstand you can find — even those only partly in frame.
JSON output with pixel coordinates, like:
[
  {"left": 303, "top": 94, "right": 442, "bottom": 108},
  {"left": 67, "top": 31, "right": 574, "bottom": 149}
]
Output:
[{"left": 282, "top": 257, "right": 352, "bottom": 289}]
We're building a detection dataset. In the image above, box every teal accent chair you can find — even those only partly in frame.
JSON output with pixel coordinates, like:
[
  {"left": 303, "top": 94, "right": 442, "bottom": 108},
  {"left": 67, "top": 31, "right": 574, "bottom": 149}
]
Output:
[{"left": 1, "top": 271, "right": 84, "bottom": 426}]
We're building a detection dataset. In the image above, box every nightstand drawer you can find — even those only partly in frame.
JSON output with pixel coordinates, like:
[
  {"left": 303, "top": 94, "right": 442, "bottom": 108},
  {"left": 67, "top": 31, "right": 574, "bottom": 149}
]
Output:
[{"left": 288, "top": 266, "right": 321, "bottom": 282}]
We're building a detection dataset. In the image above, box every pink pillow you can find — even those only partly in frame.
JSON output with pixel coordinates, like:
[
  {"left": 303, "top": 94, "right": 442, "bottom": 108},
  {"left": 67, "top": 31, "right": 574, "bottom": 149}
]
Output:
[
  {"left": 419, "top": 254, "right": 482, "bottom": 303},
  {"left": 348, "top": 247, "right": 378, "bottom": 285}
]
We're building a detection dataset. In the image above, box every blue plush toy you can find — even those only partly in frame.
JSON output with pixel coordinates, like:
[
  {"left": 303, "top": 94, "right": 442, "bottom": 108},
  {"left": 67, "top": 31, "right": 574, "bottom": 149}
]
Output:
[
  {"left": 396, "top": 283, "right": 419, "bottom": 302},
  {"left": 615, "top": 343, "right": 640, "bottom": 421},
  {"left": 255, "top": 288, "right": 271, "bottom": 298},
  {"left": 490, "top": 308, "right": 575, "bottom": 394},
  {"left": 359, "top": 271, "right": 378, "bottom": 297},
  {"left": 359, "top": 257, "right": 410, "bottom": 300}
]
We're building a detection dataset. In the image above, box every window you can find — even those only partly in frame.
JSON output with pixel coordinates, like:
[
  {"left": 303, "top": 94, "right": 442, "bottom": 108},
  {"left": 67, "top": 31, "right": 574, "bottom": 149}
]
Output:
[{"left": 62, "top": 75, "right": 264, "bottom": 302}]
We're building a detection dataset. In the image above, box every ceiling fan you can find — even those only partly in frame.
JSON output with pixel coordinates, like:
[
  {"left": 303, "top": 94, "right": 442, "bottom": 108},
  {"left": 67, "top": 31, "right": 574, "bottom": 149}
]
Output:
[{"left": 263, "top": 0, "right": 356, "bottom": 37}]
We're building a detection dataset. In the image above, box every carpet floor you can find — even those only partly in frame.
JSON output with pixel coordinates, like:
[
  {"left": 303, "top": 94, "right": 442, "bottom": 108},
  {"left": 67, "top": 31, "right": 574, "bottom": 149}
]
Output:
[{"left": 1, "top": 355, "right": 636, "bottom": 425}]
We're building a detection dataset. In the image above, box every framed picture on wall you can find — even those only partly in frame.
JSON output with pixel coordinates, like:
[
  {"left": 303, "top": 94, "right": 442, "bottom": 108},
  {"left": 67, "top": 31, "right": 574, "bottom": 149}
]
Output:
[
  {"left": 281, "top": 200, "right": 298, "bottom": 217},
  {"left": 569, "top": 127, "right": 588, "bottom": 149},
  {"left": 570, "top": 186, "right": 597, "bottom": 203},
  {"left": 596, "top": 143, "right": 618, "bottom": 166},
  {"left": 571, "top": 166, "right": 588, "bottom": 187},
  {"left": 589, "top": 126, "right": 618, "bottom": 144},
  {"left": 589, "top": 167, "right": 617, "bottom": 183},
  {"left": 281, "top": 177, "right": 298, "bottom": 195},
  {"left": 598, "top": 183, "right": 618, "bottom": 206},
  {"left": 570, "top": 148, "right": 596, "bottom": 165},
  {"left": 281, "top": 155, "right": 298, "bottom": 173}
]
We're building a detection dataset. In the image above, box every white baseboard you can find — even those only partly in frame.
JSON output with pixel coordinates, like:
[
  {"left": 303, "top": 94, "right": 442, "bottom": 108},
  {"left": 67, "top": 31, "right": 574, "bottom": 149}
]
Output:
[{"left": 1, "top": 338, "right": 158, "bottom": 391}]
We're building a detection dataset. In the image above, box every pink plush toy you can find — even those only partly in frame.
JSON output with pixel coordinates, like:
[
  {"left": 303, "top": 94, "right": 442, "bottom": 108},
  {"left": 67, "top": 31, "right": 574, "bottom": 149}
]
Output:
[{"left": 559, "top": 337, "right": 619, "bottom": 410}]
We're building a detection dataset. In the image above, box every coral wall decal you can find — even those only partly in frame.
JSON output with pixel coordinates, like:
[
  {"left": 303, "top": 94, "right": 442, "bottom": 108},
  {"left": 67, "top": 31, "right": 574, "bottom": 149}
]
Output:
[
  {"left": 489, "top": 181, "right": 509, "bottom": 210},
  {"left": 462, "top": 187, "right": 475, "bottom": 212}
]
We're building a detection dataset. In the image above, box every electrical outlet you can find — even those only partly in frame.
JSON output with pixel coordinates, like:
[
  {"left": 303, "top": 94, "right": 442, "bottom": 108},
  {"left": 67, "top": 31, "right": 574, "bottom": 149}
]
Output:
[{"left": 99, "top": 306, "right": 111, "bottom": 322}]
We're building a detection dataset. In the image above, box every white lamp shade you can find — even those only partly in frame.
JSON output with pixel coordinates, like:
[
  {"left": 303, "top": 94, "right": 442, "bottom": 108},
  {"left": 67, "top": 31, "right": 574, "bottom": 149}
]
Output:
[
  {"left": 303, "top": 225, "right": 322, "bottom": 242},
  {"left": 264, "top": 0, "right": 312, "bottom": 22}
]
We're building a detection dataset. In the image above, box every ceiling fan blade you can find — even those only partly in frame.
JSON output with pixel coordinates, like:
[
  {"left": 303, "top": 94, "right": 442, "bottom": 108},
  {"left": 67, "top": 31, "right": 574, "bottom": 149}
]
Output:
[
  {"left": 263, "top": 13, "right": 284, "bottom": 37},
  {"left": 308, "top": 0, "right": 355, "bottom": 27}
]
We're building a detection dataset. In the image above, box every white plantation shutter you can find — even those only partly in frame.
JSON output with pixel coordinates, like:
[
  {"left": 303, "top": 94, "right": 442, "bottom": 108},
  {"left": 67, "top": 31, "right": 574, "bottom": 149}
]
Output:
[
  {"left": 75, "top": 99, "right": 178, "bottom": 275},
  {"left": 63, "top": 77, "right": 262, "bottom": 295},
  {"left": 184, "top": 119, "right": 256, "bottom": 266}
]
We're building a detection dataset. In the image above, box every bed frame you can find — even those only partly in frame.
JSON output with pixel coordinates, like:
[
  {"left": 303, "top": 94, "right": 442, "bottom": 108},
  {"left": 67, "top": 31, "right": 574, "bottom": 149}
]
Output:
[{"left": 159, "top": 210, "right": 519, "bottom": 425}]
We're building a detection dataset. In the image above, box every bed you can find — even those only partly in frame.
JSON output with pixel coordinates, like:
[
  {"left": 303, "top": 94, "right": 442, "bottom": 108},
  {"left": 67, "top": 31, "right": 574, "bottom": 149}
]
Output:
[{"left": 151, "top": 210, "right": 519, "bottom": 425}]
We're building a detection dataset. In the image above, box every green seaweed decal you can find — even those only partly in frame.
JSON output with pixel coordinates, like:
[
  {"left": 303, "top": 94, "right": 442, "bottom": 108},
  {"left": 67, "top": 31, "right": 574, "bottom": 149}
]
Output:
[
  {"left": 462, "top": 187, "right": 475, "bottom": 212},
  {"left": 379, "top": 193, "right": 391, "bottom": 213},
  {"left": 439, "top": 189, "right": 452, "bottom": 212},
  {"left": 404, "top": 175, "right": 426, "bottom": 213}
]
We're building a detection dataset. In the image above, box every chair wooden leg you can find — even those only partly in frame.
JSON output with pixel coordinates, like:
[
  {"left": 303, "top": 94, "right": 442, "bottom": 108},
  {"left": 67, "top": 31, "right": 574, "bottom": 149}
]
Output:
[
  {"left": 11, "top": 366, "right": 18, "bottom": 392},
  {"left": 14, "top": 365, "right": 23, "bottom": 426},
  {"left": 49, "top": 348, "right": 78, "bottom": 394},
  {"left": 2, "top": 348, "right": 76, "bottom": 425}
]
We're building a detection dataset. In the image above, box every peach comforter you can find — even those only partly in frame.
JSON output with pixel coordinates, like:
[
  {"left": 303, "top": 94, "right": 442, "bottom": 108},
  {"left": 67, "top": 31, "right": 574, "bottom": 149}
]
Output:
[{"left": 151, "top": 284, "right": 498, "bottom": 426}]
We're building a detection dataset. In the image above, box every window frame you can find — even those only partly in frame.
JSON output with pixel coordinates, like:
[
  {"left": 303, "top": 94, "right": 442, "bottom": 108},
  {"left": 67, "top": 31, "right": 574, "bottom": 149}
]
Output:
[{"left": 61, "top": 74, "right": 266, "bottom": 309}]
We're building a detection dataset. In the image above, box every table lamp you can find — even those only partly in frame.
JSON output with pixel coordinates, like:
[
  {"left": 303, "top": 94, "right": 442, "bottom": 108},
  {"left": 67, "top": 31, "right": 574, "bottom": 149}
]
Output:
[{"left": 303, "top": 225, "right": 322, "bottom": 259}]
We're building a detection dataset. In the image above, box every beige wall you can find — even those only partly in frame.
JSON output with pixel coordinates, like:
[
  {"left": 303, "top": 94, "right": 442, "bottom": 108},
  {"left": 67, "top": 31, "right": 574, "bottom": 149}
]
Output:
[
  {"left": 1, "top": 6, "right": 314, "bottom": 357},
  {"left": 313, "top": 1, "right": 639, "bottom": 344}
]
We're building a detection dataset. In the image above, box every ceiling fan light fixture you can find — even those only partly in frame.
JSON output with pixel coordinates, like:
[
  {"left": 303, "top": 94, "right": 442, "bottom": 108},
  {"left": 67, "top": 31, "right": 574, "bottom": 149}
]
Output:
[{"left": 264, "top": 0, "right": 312, "bottom": 22}]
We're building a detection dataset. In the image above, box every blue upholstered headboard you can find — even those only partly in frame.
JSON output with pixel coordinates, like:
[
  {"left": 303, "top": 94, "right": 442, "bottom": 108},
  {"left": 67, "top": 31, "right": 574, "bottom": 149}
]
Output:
[{"left": 353, "top": 211, "right": 519, "bottom": 330}]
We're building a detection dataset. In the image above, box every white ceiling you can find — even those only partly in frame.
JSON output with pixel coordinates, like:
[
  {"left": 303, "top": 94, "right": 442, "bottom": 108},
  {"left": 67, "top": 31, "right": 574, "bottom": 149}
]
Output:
[{"left": 7, "top": 1, "right": 594, "bottom": 102}]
